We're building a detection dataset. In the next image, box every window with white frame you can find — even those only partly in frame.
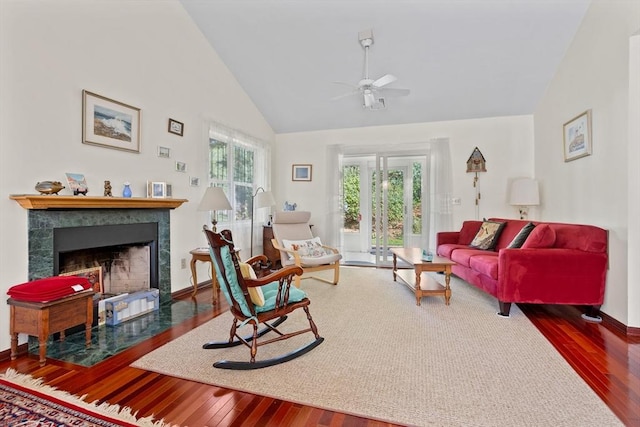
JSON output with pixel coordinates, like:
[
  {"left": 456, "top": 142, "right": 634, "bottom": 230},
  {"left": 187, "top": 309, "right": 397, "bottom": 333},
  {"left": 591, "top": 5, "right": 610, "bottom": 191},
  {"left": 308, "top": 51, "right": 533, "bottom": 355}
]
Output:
[{"left": 207, "top": 123, "right": 270, "bottom": 238}]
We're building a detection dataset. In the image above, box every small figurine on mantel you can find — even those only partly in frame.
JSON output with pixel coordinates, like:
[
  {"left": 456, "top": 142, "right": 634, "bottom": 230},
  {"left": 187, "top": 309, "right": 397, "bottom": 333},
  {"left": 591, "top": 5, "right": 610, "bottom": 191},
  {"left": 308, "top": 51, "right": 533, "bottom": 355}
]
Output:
[{"left": 104, "top": 180, "right": 113, "bottom": 197}]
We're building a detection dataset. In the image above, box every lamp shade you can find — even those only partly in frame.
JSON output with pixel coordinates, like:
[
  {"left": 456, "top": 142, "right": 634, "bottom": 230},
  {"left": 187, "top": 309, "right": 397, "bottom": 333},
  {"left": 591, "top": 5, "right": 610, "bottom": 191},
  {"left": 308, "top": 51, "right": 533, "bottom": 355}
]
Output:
[
  {"left": 197, "top": 187, "right": 232, "bottom": 211},
  {"left": 509, "top": 178, "right": 540, "bottom": 206},
  {"left": 254, "top": 190, "right": 276, "bottom": 209}
]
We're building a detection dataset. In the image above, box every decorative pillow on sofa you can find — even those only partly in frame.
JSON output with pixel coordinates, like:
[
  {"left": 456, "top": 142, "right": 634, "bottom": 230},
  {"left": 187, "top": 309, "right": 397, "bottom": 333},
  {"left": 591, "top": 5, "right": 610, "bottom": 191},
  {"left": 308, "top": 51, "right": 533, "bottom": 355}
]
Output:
[
  {"left": 238, "top": 262, "right": 265, "bottom": 307},
  {"left": 521, "top": 223, "right": 556, "bottom": 249},
  {"left": 282, "top": 237, "right": 326, "bottom": 259},
  {"left": 507, "top": 222, "right": 536, "bottom": 249},
  {"left": 469, "top": 221, "right": 506, "bottom": 250}
]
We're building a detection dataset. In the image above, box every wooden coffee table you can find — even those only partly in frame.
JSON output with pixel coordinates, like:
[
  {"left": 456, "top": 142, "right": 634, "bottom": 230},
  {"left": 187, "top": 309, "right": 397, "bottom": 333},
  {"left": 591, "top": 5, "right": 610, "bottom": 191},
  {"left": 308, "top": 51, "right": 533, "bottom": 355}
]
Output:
[{"left": 391, "top": 248, "right": 455, "bottom": 306}]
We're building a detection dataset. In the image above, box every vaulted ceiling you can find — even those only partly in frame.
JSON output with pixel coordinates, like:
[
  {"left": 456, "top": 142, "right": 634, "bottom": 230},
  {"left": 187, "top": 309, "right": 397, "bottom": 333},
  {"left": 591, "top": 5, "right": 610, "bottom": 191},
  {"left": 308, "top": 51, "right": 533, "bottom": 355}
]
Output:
[{"left": 180, "top": 0, "right": 590, "bottom": 134}]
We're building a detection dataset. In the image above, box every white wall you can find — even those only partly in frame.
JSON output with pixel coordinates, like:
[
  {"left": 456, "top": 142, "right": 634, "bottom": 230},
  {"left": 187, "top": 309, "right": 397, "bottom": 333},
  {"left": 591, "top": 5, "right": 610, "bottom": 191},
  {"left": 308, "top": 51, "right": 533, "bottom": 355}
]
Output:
[
  {"left": 534, "top": 0, "right": 640, "bottom": 326},
  {"left": 274, "top": 115, "right": 534, "bottom": 244},
  {"left": 0, "top": 0, "right": 274, "bottom": 351}
]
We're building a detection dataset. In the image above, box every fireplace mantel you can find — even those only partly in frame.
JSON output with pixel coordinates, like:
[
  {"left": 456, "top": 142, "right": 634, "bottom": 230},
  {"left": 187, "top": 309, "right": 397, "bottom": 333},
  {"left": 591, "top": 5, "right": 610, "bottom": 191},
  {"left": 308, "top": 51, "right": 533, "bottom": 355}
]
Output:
[{"left": 10, "top": 195, "right": 188, "bottom": 210}]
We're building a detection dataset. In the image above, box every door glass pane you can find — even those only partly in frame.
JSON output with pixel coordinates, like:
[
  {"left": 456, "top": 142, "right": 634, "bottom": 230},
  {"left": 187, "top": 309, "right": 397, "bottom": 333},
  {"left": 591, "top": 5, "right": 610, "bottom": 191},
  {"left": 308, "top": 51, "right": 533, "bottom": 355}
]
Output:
[
  {"left": 343, "top": 165, "right": 360, "bottom": 232},
  {"left": 387, "top": 169, "right": 405, "bottom": 247},
  {"left": 412, "top": 161, "right": 422, "bottom": 234}
]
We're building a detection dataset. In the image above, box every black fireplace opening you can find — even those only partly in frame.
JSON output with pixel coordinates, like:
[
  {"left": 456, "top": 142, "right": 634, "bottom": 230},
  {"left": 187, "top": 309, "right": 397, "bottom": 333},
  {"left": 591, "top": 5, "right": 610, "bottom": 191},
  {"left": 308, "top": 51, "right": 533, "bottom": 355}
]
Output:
[{"left": 53, "top": 223, "right": 159, "bottom": 293}]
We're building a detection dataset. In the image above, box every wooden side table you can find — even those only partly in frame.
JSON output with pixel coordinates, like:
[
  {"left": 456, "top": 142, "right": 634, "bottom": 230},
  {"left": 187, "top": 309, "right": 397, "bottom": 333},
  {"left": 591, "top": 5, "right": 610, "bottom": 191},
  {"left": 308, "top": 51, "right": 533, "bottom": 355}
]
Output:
[
  {"left": 190, "top": 247, "right": 240, "bottom": 305},
  {"left": 8, "top": 291, "right": 94, "bottom": 366},
  {"left": 262, "top": 226, "right": 281, "bottom": 269}
]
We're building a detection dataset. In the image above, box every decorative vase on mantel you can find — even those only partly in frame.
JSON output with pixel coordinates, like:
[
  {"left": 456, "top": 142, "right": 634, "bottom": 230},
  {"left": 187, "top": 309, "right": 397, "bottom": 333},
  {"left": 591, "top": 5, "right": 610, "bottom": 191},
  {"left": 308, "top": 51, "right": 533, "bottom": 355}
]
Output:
[{"left": 122, "top": 182, "right": 132, "bottom": 198}]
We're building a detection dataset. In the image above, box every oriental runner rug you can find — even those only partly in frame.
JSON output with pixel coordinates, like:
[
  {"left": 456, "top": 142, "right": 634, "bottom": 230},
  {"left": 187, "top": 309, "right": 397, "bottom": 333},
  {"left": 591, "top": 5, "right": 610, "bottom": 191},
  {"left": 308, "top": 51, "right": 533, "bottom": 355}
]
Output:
[
  {"left": 0, "top": 369, "right": 171, "bottom": 426},
  {"left": 132, "top": 267, "right": 622, "bottom": 427}
]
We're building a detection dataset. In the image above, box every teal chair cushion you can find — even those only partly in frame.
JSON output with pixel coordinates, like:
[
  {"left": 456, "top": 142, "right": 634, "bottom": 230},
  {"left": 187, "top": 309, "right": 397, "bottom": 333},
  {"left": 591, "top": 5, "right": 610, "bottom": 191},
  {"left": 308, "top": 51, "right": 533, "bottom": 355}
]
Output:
[
  {"left": 210, "top": 246, "right": 307, "bottom": 317},
  {"left": 255, "top": 282, "right": 307, "bottom": 313}
]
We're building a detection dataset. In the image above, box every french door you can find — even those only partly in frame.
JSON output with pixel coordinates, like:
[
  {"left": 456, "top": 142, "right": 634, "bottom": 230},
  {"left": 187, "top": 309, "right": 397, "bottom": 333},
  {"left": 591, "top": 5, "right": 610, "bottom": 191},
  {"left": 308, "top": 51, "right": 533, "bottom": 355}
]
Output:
[{"left": 341, "top": 152, "right": 428, "bottom": 267}]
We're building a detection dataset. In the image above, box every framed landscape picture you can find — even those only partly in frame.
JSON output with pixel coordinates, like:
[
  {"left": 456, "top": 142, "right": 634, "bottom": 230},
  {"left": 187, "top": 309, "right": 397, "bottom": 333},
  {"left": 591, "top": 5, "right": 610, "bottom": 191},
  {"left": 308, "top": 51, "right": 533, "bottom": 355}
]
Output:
[
  {"left": 292, "top": 164, "right": 312, "bottom": 181},
  {"left": 82, "top": 90, "right": 141, "bottom": 153},
  {"left": 563, "top": 110, "right": 592, "bottom": 162}
]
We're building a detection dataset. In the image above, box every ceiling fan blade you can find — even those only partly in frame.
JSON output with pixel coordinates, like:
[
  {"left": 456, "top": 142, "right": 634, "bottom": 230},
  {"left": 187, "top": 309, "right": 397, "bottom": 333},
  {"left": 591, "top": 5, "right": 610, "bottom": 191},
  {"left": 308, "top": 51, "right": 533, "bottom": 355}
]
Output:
[
  {"left": 332, "top": 81, "right": 359, "bottom": 89},
  {"left": 378, "top": 87, "right": 410, "bottom": 97},
  {"left": 372, "top": 74, "right": 397, "bottom": 88},
  {"left": 331, "top": 90, "right": 361, "bottom": 101}
]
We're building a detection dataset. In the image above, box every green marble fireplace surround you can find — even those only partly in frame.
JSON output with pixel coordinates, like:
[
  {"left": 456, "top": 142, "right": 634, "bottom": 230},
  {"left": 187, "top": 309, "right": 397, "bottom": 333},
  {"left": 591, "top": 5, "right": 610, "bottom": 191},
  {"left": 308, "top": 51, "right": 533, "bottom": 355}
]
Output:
[{"left": 27, "top": 208, "right": 171, "bottom": 302}]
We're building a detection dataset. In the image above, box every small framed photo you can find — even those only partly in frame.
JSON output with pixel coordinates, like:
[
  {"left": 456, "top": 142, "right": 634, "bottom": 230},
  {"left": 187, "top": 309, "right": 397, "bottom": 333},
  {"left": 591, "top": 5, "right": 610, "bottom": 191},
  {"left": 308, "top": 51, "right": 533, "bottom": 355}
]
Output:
[
  {"left": 166, "top": 183, "right": 173, "bottom": 198},
  {"left": 292, "top": 164, "right": 312, "bottom": 181},
  {"left": 60, "top": 266, "right": 103, "bottom": 294},
  {"left": 147, "top": 181, "right": 167, "bottom": 198},
  {"left": 168, "top": 118, "right": 184, "bottom": 136},
  {"left": 175, "top": 161, "right": 187, "bottom": 172},
  {"left": 82, "top": 90, "right": 141, "bottom": 153},
  {"left": 157, "top": 146, "right": 170, "bottom": 158},
  {"left": 65, "top": 172, "right": 89, "bottom": 195},
  {"left": 190, "top": 177, "right": 200, "bottom": 187},
  {"left": 563, "top": 110, "right": 592, "bottom": 162}
]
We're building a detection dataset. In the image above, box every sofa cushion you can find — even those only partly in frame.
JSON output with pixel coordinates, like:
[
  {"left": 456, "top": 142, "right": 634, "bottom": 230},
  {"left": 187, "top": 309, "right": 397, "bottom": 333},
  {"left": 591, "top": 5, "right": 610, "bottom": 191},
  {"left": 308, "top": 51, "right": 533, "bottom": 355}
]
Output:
[
  {"left": 450, "top": 248, "right": 492, "bottom": 267},
  {"left": 522, "top": 223, "right": 556, "bottom": 248},
  {"left": 239, "top": 262, "right": 264, "bottom": 307},
  {"left": 507, "top": 222, "right": 536, "bottom": 249},
  {"left": 457, "top": 221, "right": 483, "bottom": 245},
  {"left": 437, "top": 243, "right": 468, "bottom": 258},
  {"left": 469, "top": 220, "right": 506, "bottom": 250},
  {"left": 469, "top": 254, "right": 499, "bottom": 280}
]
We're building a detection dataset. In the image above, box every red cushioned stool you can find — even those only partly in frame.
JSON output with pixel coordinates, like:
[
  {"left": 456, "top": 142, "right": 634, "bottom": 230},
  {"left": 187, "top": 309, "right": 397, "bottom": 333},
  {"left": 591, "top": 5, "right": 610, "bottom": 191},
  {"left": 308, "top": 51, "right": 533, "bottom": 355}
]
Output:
[{"left": 7, "top": 276, "right": 94, "bottom": 366}]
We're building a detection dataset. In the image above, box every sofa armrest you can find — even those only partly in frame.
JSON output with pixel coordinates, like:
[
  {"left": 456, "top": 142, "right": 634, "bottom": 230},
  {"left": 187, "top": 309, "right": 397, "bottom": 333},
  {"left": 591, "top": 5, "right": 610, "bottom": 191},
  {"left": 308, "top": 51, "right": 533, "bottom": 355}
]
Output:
[
  {"left": 497, "top": 248, "right": 607, "bottom": 305},
  {"left": 437, "top": 231, "right": 460, "bottom": 246}
]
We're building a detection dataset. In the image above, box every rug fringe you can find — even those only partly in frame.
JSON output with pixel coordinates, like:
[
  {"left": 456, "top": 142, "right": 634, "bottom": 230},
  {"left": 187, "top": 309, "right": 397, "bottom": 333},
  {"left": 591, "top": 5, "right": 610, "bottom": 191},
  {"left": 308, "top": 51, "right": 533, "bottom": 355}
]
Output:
[{"left": 1, "top": 368, "right": 176, "bottom": 426}]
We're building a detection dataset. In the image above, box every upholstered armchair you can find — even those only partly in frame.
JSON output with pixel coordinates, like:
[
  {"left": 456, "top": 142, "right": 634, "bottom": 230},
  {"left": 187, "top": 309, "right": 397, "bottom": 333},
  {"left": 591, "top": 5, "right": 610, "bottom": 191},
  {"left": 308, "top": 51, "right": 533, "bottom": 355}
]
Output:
[{"left": 270, "top": 211, "right": 342, "bottom": 288}]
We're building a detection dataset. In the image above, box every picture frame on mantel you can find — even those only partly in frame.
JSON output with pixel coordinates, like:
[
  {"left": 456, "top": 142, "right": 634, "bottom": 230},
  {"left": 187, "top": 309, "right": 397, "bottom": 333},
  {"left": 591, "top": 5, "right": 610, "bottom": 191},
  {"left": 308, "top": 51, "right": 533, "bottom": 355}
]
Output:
[
  {"left": 82, "top": 90, "right": 141, "bottom": 153},
  {"left": 563, "top": 109, "right": 592, "bottom": 162}
]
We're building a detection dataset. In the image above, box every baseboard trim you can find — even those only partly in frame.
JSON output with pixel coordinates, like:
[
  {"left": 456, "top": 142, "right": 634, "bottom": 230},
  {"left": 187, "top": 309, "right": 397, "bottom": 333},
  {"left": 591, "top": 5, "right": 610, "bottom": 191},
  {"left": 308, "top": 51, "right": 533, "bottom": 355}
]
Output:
[
  {"left": 601, "top": 310, "right": 640, "bottom": 337},
  {"left": 170, "top": 280, "right": 212, "bottom": 299},
  {"left": 0, "top": 343, "right": 28, "bottom": 363}
]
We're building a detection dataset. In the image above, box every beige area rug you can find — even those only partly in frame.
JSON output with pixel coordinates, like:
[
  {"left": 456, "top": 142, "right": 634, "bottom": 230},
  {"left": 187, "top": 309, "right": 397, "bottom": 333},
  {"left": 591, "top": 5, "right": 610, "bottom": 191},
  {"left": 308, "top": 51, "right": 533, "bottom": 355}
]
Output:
[{"left": 131, "top": 267, "right": 621, "bottom": 426}]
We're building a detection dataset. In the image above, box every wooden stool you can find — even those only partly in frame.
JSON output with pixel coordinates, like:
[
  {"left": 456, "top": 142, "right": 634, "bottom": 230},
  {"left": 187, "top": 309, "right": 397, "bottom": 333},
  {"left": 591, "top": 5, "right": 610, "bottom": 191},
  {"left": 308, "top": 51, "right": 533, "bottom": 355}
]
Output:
[{"left": 8, "top": 291, "right": 94, "bottom": 366}]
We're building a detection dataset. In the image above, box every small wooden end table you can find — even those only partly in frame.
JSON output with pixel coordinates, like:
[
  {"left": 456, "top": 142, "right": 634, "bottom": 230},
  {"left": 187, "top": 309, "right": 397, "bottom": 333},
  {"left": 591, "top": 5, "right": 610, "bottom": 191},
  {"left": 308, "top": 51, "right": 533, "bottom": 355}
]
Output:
[
  {"left": 8, "top": 290, "right": 94, "bottom": 366},
  {"left": 190, "top": 248, "right": 240, "bottom": 305},
  {"left": 391, "top": 248, "right": 455, "bottom": 306}
]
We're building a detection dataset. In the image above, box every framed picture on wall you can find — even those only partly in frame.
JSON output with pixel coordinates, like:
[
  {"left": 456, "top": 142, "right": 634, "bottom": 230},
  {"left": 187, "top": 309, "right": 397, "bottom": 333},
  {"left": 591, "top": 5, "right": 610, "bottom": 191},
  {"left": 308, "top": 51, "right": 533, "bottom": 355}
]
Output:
[
  {"left": 563, "top": 110, "right": 592, "bottom": 162},
  {"left": 168, "top": 118, "right": 184, "bottom": 136},
  {"left": 82, "top": 90, "right": 141, "bottom": 153},
  {"left": 292, "top": 164, "right": 312, "bottom": 181}
]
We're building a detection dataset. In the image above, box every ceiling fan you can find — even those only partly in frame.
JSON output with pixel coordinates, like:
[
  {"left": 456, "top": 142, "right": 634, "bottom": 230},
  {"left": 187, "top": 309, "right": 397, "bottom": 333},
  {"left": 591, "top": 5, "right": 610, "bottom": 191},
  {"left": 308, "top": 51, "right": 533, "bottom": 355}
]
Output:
[{"left": 332, "top": 29, "right": 410, "bottom": 110}]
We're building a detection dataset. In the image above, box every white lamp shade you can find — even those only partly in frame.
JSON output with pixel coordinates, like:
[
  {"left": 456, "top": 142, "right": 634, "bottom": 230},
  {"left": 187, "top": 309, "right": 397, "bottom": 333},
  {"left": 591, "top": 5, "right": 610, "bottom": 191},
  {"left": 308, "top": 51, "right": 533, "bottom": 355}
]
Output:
[
  {"left": 254, "top": 190, "right": 276, "bottom": 209},
  {"left": 509, "top": 178, "right": 540, "bottom": 206},
  {"left": 197, "top": 187, "right": 232, "bottom": 211}
]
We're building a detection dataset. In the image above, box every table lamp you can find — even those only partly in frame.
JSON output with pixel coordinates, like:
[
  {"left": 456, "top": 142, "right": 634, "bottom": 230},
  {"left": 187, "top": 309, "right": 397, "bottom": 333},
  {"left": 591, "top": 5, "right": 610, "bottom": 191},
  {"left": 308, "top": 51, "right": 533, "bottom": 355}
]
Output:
[
  {"left": 509, "top": 178, "right": 539, "bottom": 220},
  {"left": 197, "top": 187, "right": 232, "bottom": 232}
]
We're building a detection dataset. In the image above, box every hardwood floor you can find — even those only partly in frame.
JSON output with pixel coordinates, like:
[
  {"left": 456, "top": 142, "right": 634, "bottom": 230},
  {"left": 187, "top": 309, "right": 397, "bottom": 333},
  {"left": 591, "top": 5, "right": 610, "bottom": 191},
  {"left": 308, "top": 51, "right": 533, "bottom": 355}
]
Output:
[{"left": 2, "top": 285, "right": 639, "bottom": 426}]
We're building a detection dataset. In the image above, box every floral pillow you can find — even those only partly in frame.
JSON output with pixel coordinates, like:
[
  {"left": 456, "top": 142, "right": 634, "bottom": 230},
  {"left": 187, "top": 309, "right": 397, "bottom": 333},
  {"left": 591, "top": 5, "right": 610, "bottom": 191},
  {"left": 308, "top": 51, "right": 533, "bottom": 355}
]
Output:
[{"left": 282, "top": 237, "right": 327, "bottom": 259}]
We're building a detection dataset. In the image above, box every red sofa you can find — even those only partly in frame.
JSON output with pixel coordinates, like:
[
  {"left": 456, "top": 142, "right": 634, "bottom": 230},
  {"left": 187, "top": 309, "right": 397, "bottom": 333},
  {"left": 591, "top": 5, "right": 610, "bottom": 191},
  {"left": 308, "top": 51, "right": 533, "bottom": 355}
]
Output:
[{"left": 436, "top": 218, "right": 608, "bottom": 318}]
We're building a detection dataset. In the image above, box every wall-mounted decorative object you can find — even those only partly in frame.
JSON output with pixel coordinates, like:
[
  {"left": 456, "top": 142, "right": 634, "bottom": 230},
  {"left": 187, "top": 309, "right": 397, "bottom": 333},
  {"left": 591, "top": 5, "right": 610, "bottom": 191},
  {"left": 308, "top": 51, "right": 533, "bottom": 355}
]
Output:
[
  {"left": 168, "top": 118, "right": 184, "bottom": 136},
  {"left": 466, "top": 147, "right": 486, "bottom": 220},
  {"left": 175, "top": 161, "right": 187, "bottom": 172},
  {"left": 190, "top": 177, "right": 200, "bottom": 187},
  {"left": 563, "top": 110, "right": 592, "bottom": 162},
  {"left": 292, "top": 164, "right": 312, "bottom": 181},
  {"left": 35, "top": 181, "right": 65, "bottom": 195},
  {"left": 82, "top": 90, "right": 140, "bottom": 153},
  {"left": 60, "top": 266, "right": 103, "bottom": 295},
  {"left": 147, "top": 181, "right": 167, "bottom": 198},
  {"left": 158, "top": 146, "right": 170, "bottom": 158},
  {"left": 65, "top": 173, "right": 89, "bottom": 195},
  {"left": 166, "top": 184, "right": 173, "bottom": 198},
  {"left": 104, "top": 180, "right": 112, "bottom": 197}
]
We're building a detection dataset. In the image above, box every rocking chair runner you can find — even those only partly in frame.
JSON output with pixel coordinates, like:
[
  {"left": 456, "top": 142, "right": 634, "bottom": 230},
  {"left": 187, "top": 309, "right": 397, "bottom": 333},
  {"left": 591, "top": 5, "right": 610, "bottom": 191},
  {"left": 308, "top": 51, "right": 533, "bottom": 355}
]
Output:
[{"left": 203, "top": 228, "right": 323, "bottom": 369}]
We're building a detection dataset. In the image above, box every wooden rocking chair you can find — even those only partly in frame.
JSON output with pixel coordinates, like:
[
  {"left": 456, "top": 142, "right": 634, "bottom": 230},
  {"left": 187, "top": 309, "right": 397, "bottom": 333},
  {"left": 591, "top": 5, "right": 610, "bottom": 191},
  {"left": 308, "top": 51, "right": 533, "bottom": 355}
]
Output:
[{"left": 203, "top": 228, "right": 323, "bottom": 369}]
